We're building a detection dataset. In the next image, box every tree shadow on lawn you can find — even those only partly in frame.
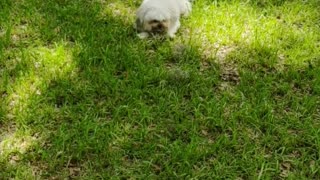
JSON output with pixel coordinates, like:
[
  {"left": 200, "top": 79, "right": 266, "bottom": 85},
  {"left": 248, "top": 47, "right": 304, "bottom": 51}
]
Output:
[
  {"left": 1, "top": 0, "right": 320, "bottom": 179},
  {"left": 0, "top": 0, "right": 220, "bottom": 178}
]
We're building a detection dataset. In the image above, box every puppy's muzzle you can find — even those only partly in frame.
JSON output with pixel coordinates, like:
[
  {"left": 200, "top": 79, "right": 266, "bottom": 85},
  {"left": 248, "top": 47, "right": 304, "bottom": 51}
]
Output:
[{"left": 152, "top": 24, "right": 165, "bottom": 33}]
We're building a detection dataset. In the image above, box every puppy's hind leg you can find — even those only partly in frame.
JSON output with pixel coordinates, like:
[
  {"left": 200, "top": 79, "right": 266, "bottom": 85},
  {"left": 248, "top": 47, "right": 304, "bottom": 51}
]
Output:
[
  {"left": 167, "top": 19, "right": 180, "bottom": 38},
  {"left": 182, "top": 1, "right": 192, "bottom": 17}
]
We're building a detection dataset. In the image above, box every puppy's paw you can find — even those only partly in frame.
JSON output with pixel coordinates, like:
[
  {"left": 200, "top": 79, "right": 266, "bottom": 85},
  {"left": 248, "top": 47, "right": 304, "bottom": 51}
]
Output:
[
  {"left": 168, "top": 34, "right": 176, "bottom": 39},
  {"left": 137, "top": 32, "right": 149, "bottom": 39}
]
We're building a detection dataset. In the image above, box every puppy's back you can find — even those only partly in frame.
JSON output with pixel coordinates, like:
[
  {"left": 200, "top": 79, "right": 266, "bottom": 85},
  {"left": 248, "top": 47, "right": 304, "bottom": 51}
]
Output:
[{"left": 138, "top": 0, "right": 189, "bottom": 17}]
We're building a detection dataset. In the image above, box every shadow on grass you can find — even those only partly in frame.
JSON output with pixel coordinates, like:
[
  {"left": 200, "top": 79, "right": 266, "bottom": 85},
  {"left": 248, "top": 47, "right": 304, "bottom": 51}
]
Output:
[
  {"left": 0, "top": 0, "right": 219, "bottom": 178},
  {"left": 1, "top": 0, "right": 320, "bottom": 179}
]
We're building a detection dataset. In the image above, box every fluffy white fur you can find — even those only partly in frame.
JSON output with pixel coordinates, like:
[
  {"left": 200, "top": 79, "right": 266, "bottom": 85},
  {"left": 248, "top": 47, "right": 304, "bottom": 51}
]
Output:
[{"left": 135, "top": 0, "right": 192, "bottom": 39}]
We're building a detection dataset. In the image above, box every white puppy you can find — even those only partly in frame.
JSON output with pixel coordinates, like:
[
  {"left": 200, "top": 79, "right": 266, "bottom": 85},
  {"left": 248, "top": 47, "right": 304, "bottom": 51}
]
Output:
[{"left": 135, "top": 0, "right": 192, "bottom": 39}]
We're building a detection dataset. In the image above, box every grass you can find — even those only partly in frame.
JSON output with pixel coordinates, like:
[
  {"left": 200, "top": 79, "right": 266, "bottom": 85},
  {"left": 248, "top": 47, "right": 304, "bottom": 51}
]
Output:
[{"left": 0, "top": 0, "right": 320, "bottom": 178}]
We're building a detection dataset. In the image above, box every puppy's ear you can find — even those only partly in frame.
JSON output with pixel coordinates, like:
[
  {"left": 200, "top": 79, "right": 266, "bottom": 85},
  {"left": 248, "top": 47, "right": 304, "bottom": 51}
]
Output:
[{"left": 135, "top": 18, "right": 143, "bottom": 32}]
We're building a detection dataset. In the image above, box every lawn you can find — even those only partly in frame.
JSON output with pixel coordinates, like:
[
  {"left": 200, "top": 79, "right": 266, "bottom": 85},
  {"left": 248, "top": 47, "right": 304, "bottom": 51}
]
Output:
[{"left": 0, "top": 0, "right": 320, "bottom": 178}]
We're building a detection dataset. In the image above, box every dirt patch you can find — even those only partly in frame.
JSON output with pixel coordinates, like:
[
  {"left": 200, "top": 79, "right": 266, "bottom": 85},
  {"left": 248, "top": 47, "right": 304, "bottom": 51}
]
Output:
[
  {"left": 219, "top": 62, "right": 240, "bottom": 84},
  {"left": 216, "top": 45, "right": 236, "bottom": 62}
]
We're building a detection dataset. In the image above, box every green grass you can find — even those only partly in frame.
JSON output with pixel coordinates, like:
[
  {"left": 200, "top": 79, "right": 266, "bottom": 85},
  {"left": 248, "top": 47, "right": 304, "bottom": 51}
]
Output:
[{"left": 0, "top": 0, "right": 320, "bottom": 178}]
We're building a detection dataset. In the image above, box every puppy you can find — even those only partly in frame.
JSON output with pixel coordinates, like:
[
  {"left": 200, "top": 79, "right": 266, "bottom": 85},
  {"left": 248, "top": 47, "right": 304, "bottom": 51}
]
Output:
[{"left": 135, "top": 0, "right": 192, "bottom": 39}]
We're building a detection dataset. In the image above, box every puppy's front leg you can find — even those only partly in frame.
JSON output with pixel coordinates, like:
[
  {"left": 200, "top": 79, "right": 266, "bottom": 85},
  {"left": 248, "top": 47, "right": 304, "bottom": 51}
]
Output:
[
  {"left": 138, "top": 32, "right": 149, "bottom": 39},
  {"left": 167, "top": 19, "right": 180, "bottom": 38}
]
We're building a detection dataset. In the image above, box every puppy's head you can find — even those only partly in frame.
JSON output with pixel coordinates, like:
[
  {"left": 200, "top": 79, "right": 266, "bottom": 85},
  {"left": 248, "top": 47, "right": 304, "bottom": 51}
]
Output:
[
  {"left": 145, "top": 19, "right": 169, "bottom": 34},
  {"left": 136, "top": 8, "right": 169, "bottom": 34}
]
